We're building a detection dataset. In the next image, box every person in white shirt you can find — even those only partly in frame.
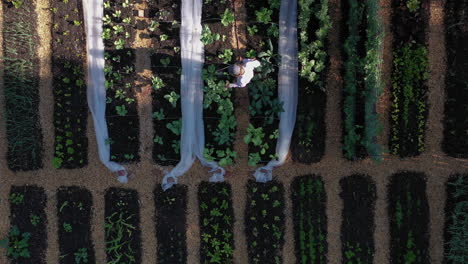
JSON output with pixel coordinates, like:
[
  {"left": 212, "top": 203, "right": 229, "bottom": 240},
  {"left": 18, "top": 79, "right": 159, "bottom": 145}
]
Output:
[{"left": 226, "top": 58, "right": 261, "bottom": 88}]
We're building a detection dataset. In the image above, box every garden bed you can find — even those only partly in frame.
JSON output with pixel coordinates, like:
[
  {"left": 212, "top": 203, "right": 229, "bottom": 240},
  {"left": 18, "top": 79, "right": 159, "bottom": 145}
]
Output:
[
  {"left": 291, "top": 0, "right": 330, "bottom": 164},
  {"left": 443, "top": 0, "right": 468, "bottom": 158},
  {"left": 291, "top": 175, "right": 327, "bottom": 264},
  {"left": 244, "top": 0, "right": 282, "bottom": 166},
  {"left": 340, "top": 174, "right": 376, "bottom": 263},
  {"left": 245, "top": 180, "right": 285, "bottom": 264},
  {"left": 103, "top": 0, "right": 140, "bottom": 162},
  {"left": 198, "top": 182, "right": 235, "bottom": 264},
  {"left": 148, "top": 0, "right": 182, "bottom": 165},
  {"left": 2, "top": 0, "right": 43, "bottom": 171},
  {"left": 50, "top": 0, "right": 88, "bottom": 169},
  {"left": 389, "top": 0, "right": 429, "bottom": 157},
  {"left": 57, "top": 187, "right": 95, "bottom": 264},
  {"left": 444, "top": 174, "right": 467, "bottom": 263},
  {"left": 104, "top": 188, "right": 141, "bottom": 264},
  {"left": 341, "top": 0, "right": 383, "bottom": 161},
  {"left": 154, "top": 185, "right": 187, "bottom": 264},
  {"left": 388, "top": 172, "right": 429, "bottom": 264},
  {"left": 4, "top": 186, "right": 47, "bottom": 263},
  {"left": 202, "top": 0, "right": 237, "bottom": 166}
]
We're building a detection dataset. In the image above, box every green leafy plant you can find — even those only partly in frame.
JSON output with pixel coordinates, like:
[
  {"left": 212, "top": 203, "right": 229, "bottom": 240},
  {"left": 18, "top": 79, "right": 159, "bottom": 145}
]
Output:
[
  {"left": 164, "top": 92, "right": 180, "bottom": 108},
  {"left": 9, "top": 193, "right": 24, "bottom": 205},
  {"left": 74, "top": 248, "right": 88, "bottom": 264},
  {"left": 63, "top": 223, "right": 73, "bottom": 233},
  {"left": 6, "top": 0, "right": 24, "bottom": 8},
  {"left": 256, "top": 7, "right": 273, "bottom": 24},
  {"left": 0, "top": 226, "right": 31, "bottom": 260},
  {"left": 105, "top": 211, "right": 137, "bottom": 264},
  {"left": 116, "top": 105, "right": 128, "bottom": 116},
  {"left": 218, "top": 49, "right": 233, "bottom": 64},
  {"left": 247, "top": 25, "right": 258, "bottom": 36},
  {"left": 30, "top": 214, "right": 40, "bottom": 227},
  {"left": 201, "top": 25, "right": 221, "bottom": 45},
  {"left": 151, "top": 76, "right": 165, "bottom": 90},
  {"left": 406, "top": 0, "right": 420, "bottom": 12},
  {"left": 221, "top": 8, "right": 235, "bottom": 27}
]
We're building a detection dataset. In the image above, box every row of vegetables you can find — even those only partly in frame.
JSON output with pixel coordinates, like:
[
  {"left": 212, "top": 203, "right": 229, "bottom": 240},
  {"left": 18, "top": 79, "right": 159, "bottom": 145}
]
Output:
[
  {"left": 1, "top": 0, "right": 467, "bottom": 171},
  {"left": 1, "top": 173, "right": 466, "bottom": 263}
]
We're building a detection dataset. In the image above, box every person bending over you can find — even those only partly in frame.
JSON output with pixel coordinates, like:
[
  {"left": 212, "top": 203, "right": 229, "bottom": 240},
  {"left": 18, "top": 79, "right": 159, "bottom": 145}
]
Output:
[{"left": 226, "top": 58, "right": 261, "bottom": 88}]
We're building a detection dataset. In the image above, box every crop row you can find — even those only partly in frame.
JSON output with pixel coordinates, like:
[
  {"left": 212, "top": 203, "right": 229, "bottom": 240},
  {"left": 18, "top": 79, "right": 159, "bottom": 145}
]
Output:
[
  {"left": 2, "top": 0, "right": 43, "bottom": 171},
  {"left": 148, "top": 0, "right": 183, "bottom": 165},
  {"left": 291, "top": 0, "right": 330, "bottom": 164},
  {"left": 342, "top": 0, "right": 383, "bottom": 161},
  {"left": 51, "top": 0, "right": 88, "bottom": 169},
  {"left": 389, "top": 0, "right": 429, "bottom": 157},
  {"left": 244, "top": 0, "right": 282, "bottom": 166},
  {"left": 202, "top": 0, "right": 237, "bottom": 166},
  {"left": 103, "top": 0, "right": 140, "bottom": 162},
  {"left": 1, "top": 173, "right": 466, "bottom": 263},
  {"left": 443, "top": 0, "right": 468, "bottom": 158}
]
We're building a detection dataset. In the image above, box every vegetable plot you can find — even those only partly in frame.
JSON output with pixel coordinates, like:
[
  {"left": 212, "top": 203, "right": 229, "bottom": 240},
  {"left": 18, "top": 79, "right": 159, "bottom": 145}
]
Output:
[
  {"left": 51, "top": 0, "right": 88, "bottom": 169},
  {"left": 443, "top": 0, "right": 468, "bottom": 158},
  {"left": 103, "top": 0, "right": 140, "bottom": 162},
  {"left": 390, "top": 0, "right": 429, "bottom": 157},
  {"left": 154, "top": 185, "right": 188, "bottom": 264},
  {"left": 245, "top": 180, "right": 285, "bottom": 264},
  {"left": 244, "top": 0, "right": 283, "bottom": 166},
  {"left": 291, "top": 175, "right": 327, "bottom": 264},
  {"left": 444, "top": 174, "right": 467, "bottom": 263},
  {"left": 104, "top": 188, "right": 141, "bottom": 264},
  {"left": 202, "top": 0, "right": 237, "bottom": 166},
  {"left": 340, "top": 175, "right": 376, "bottom": 264},
  {"left": 198, "top": 182, "right": 235, "bottom": 263},
  {"left": 2, "top": 0, "right": 43, "bottom": 171},
  {"left": 291, "top": 0, "right": 330, "bottom": 164},
  {"left": 341, "top": 0, "right": 383, "bottom": 161},
  {"left": 1, "top": 186, "right": 47, "bottom": 263},
  {"left": 388, "top": 172, "right": 429, "bottom": 264},
  {"left": 57, "top": 187, "right": 95, "bottom": 264},
  {"left": 148, "top": 0, "right": 183, "bottom": 165}
]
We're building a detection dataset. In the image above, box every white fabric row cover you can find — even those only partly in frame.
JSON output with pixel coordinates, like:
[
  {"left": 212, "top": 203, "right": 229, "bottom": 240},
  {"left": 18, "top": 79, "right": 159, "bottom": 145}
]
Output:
[
  {"left": 254, "top": 0, "right": 298, "bottom": 182},
  {"left": 161, "top": 0, "right": 225, "bottom": 190},
  {"left": 83, "top": 0, "right": 128, "bottom": 183}
]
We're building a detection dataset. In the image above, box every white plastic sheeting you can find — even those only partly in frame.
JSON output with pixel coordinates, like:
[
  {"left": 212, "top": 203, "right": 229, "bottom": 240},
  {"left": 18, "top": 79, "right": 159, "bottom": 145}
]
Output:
[
  {"left": 253, "top": 0, "right": 298, "bottom": 182},
  {"left": 83, "top": 0, "right": 128, "bottom": 183},
  {"left": 161, "top": 0, "right": 225, "bottom": 191}
]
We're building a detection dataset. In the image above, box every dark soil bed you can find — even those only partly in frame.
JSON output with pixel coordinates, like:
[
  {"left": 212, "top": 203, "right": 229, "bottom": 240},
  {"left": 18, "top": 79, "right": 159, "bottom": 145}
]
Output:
[
  {"left": 444, "top": 174, "right": 467, "bottom": 263},
  {"left": 389, "top": 0, "right": 429, "bottom": 158},
  {"left": 245, "top": 180, "right": 285, "bottom": 264},
  {"left": 443, "top": 0, "right": 468, "bottom": 158},
  {"left": 340, "top": 174, "right": 376, "bottom": 264},
  {"left": 149, "top": 0, "right": 182, "bottom": 166},
  {"left": 57, "top": 186, "right": 95, "bottom": 264},
  {"left": 104, "top": 0, "right": 140, "bottom": 162},
  {"left": 291, "top": 175, "right": 327, "bottom": 264},
  {"left": 104, "top": 188, "right": 141, "bottom": 264},
  {"left": 198, "top": 182, "right": 235, "bottom": 264},
  {"left": 51, "top": 0, "right": 88, "bottom": 169},
  {"left": 388, "top": 172, "right": 429, "bottom": 264},
  {"left": 8, "top": 186, "right": 47, "bottom": 264},
  {"left": 154, "top": 185, "right": 188, "bottom": 264},
  {"left": 2, "top": 0, "right": 43, "bottom": 171}
]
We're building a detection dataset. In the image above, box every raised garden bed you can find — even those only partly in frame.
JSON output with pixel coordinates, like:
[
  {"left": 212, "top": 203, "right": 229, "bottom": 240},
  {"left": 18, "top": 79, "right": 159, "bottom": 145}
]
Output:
[
  {"left": 443, "top": 0, "right": 468, "bottom": 158},
  {"left": 2, "top": 186, "right": 47, "bottom": 263},
  {"left": 388, "top": 172, "right": 429, "bottom": 264},
  {"left": 291, "top": 0, "right": 330, "bottom": 164},
  {"left": 291, "top": 175, "right": 327, "bottom": 264},
  {"left": 103, "top": 0, "right": 140, "bottom": 162},
  {"left": 341, "top": 0, "right": 383, "bottom": 161},
  {"left": 202, "top": 0, "right": 237, "bottom": 166},
  {"left": 198, "top": 182, "right": 235, "bottom": 263},
  {"left": 57, "top": 187, "right": 95, "bottom": 264},
  {"left": 148, "top": 0, "right": 182, "bottom": 165},
  {"left": 245, "top": 180, "right": 285, "bottom": 264},
  {"left": 244, "top": 0, "right": 282, "bottom": 166},
  {"left": 154, "top": 185, "right": 187, "bottom": 264},
  {"left": 2, "top": 0, "right": 43, "bottom": 171},
  {"left": 444, "top": 174, "right": 467, "bottom": 263},
  {"left": 50, "top": 0, "right": 88, "bottom": 169},
  {"left": 389, "top": 0, "right": 429, "bottom": 157},
  {"left": 340, "top": 174, "right": 376, "bottom": 263},
  {"left": 104, "top": 188, "right": 141, "bottom": 264}
]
